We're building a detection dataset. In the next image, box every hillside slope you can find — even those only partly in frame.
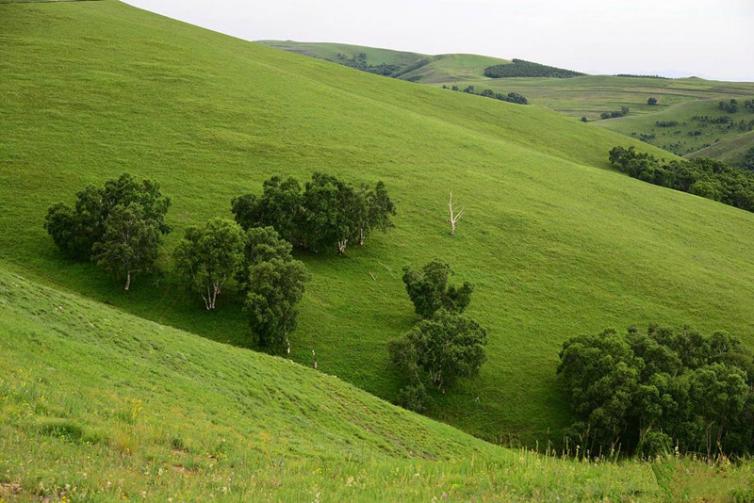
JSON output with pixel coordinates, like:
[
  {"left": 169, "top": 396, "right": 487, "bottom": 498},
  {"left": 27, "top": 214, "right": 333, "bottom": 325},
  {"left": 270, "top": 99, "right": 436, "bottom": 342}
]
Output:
[
  {"left": 258, "top": 40, "right": 510, "bottom": 82},
  {"left": 2, "top": 0, "right": 754, "bottom": 446},
  {"left": 2, "top": 266, "right": 752, "bottom": 501}
]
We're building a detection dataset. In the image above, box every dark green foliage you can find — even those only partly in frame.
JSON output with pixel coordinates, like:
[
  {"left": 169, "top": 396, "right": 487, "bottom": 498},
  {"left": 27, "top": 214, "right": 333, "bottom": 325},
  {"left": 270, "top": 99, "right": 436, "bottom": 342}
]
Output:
[
  {"left": 390, "top": 310, "right": 487, "bottom": 408},
  {"left": 451, "top": 86, "right": 528, "bottom": 105},
  {"left": 44, "top": 173, "right": 170, "bottom": 260},
  {"left": 402, "top": 260, "right": 474, "bottom": 318},
  {"left": 745, "top": 99, "right": 754, "bottom": 112},
  {"left": 581, "top": 116, "right": 588, "bottom": 123},
  {"left": 557, "top": 325, "right": 754, "bottom": 457},
  {"left": 173, "top": 218, "right": 245, "bottom": 310},
  {"left": 242, "top": 226, "right": 293, "bottom": 268},
  {"left": 609, "top": 146, "right": 754, "bottom": 212},
  {"left": 463, "top": 85, "right": 475, "bottom": 94},
  {"left": 655, "top": 120, "right": 678, "bottom": 128},
  {"left": 647, "top": 97, "right": 658, "bottom": 106},
  {"left": 245, "top": 258, "right": 309, "bottom": 354},
  {"left": 92, "top": 204, "right": 162, "bottom": 290},
  {"left": 740, "top": 147, "right": 754, "bottom": 171},
  {"left": 600, "top": 108, "right": 629, "bottom": 119},
  {"left": 231, "top": 176, "right": 303, "bottom": 245},
  {"left": 232, "top": 174, "right": 395, "bottom": 254},
  {"left": 335, "top": 52, "right": 403, "bottom": 77},
  {"left": 719, "top": 99, "right": 738, "bottom": 113},
  {"left": 484, "top": 59, "right": 583, "bottom": 79}
]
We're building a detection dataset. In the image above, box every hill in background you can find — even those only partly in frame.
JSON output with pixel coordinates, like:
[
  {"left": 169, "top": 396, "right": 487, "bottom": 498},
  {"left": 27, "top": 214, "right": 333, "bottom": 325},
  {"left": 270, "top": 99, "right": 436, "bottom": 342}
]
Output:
[{"left": 262, "top": 41, "right": 754, "bottom": 165}]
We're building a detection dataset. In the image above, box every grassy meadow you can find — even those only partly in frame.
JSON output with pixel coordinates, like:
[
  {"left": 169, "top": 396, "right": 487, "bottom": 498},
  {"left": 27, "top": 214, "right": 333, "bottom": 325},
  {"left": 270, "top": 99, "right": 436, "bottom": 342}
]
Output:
[
  {"left": 1, "top": 267, "right": 753, "bottom": 501},
  {"left": 2, "top": 0, "right": 754, "bottom": 447}
]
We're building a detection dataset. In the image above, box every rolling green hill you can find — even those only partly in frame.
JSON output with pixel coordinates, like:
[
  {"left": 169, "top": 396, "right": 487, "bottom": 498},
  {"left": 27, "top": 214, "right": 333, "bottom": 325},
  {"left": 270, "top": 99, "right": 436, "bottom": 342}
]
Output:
[
  {"left": 3, "top": 265, "right": 753, "bottom": 501},
  {"left": 263, "top": 41, "right": 754, "bottom": 163},
  {"left": 258, "top": 40, "right": 510, "bottom": 83},
  {"left": 3, "top": 0, "right": 754, "bottom": 453}
]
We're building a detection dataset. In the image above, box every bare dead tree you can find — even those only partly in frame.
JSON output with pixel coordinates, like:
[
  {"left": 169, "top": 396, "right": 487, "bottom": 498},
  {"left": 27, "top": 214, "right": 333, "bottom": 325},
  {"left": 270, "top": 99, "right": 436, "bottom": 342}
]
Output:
[{"left": 448, "top": 192, "right": 464, "bottom": 236}]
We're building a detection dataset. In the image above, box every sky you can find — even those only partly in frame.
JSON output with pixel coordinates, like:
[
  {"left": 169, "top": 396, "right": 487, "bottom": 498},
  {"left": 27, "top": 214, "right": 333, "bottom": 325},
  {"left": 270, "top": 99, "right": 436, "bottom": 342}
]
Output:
[{"left": 123, "top": 0, "right": 754, "bottom": 82}]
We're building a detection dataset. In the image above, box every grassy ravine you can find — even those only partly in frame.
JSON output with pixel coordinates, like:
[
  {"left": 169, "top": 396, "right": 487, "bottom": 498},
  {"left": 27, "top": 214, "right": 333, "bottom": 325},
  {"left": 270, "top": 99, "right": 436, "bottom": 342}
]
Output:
[
  {"left": 3, "top": 0, "right": 754, "bottom": 447},
  {"left": 264, "top": 41, "right": 754, "bottom": 162},
  {"left": 1, "top": 267, "right": 753, "bottom": 501}
]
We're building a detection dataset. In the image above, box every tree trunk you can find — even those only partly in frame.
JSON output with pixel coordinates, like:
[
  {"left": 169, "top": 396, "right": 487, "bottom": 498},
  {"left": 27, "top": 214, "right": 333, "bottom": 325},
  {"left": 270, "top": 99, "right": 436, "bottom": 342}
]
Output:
[
  {"left": 124, "top": 271, "right": 131, "bottom": 291},
  {"left": 359, "top": 228, "right": 366, "bottom": 246},
  {"left": 337, "top": 238, "right": 348, "bottom": 254}
]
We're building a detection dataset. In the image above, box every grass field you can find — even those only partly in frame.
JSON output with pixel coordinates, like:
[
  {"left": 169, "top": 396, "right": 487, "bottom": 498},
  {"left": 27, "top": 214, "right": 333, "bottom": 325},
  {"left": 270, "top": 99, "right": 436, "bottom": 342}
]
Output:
[
  {"left": 1, "top": 266, "right": 753, "bottom": 501},
  {"left": 3, "top": 0, "right": 754, "bottom": 450},
  {"left": 264, "top": 42, "right": 754, "bottom": 162}
]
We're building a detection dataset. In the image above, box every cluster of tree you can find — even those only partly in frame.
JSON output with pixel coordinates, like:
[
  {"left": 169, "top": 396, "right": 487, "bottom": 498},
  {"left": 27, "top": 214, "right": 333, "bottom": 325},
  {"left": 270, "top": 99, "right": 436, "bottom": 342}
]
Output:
[
  {"left": 231, "top": 174, "right": 396, "bottom": 255},
  {"left": 608, "top": 146, "right": 754, "bottom": 213},
  {"left": 174, "top": 220, "right": 308, "bottom": 353},
  {"left": 647, "top": 97, "right": 658, "bottom": 106},
  {"left": 45, "top": 175, "right": 310, "bottom": 353},
  {"left": 692, "top": 116, "right": 754, "bottom": 132},
  {"left": 654, "top": 120, "right": 678, "bottom": 128},
  {"left": 45, "top": 174, "right": 171, "bottom": 290},
  {"left": 558, "top": 325, "right": 754, "bottom": 458},
  {"left": 719, "top": 99, "right": 739, "bottom": 114},
  {"left": 693, "top": 115, "right": 732, "bottom": 125},
  {"left": 484, "top": 59, "right": 584, "bottom": 79},
  {"left": 745, "top": 99, "right": 754, "bottom": 112},
  {"left": 442, "top": 84, "right": 528, "bottom": 105},
  {"left": 388, "top": 260, "right": 486, "bottom": 411},
  {"left": 600, "top": 107, "right": 629, "bottom": 119}
]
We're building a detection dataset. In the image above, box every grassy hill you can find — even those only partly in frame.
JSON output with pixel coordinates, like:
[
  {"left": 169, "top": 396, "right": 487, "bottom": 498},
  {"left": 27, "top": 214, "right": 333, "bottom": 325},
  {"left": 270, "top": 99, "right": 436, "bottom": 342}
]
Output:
[
  {"left": 445, "top": 75, "right": 754, "bottom": 163},
  {"left": 258, "top": 40, "right": 510, "bottom": 83},
  {"left": 1, "top": 265, "right": 752, "bottom": 501},
  {"left": 3, "top": 0, "right": 754, "bottom": 451},
  {"left": 263, "top": 41, "right": 754, "bottom": 162}
]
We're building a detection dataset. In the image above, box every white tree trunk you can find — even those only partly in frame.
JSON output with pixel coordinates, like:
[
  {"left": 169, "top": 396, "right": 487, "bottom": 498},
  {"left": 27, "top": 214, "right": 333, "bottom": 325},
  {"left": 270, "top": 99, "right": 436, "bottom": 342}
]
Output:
[
  {"left": 124, "top": 271, "right": 131, "bottom": 291},
  {"left": 337, "top": 238, "right": 348, "bottom": 254},
  {"left": 448, "top": 192, "right": 464, "bottom": 236}
]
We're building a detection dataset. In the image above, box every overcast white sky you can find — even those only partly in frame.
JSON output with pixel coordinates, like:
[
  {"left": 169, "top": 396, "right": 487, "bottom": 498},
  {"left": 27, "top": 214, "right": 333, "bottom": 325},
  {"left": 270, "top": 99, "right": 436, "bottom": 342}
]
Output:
[{"left": 124, "top": 0, "right": 754, "bottom": 81}]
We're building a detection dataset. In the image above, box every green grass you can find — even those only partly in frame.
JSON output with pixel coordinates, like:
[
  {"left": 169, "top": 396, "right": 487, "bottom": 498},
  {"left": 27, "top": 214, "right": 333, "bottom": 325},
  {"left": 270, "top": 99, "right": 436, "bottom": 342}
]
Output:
[
  {"left": 1, "top": 266, "right": 752, "bottom": 501},
  {"left": 258, "top": 40, "right": 510, "bottom": 83},
  {"left": 3, "top": 0, "right": 754, "bottom": 450}
]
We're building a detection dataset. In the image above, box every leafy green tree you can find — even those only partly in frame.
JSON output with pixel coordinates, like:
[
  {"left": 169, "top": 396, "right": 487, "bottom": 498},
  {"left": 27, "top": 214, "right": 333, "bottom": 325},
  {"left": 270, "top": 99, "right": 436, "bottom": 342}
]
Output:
[
  {"left": 231, "top": 176, "right": 303, "bottom": 244},
  {"left": 647, "top": 97, "right": 658, "bottom": 106},
  {"left": 301, "top": 172, "right": 361, "bottom": 254},
  {"left": 245, "top": 258, "right": 309, "bottom": 354},
  {"left": 92, "top": 204, "right": 161, "bottom": 291},
  {"left": 356, "top": 181, "right": 396, "bottom": 245},
  {"left": 44, "top": 174, "right": 170, "bottom": 260},
  {"left": 390, "top": 310, "right": 487, "bottom": 398},
  {"left": 402, "top": 260, "right": 474, "bottom": 318},
  {"left": 558, "top": 325, "right": 754, "bottom": 457},
  {"left": 174, "top": 218, "right": 245, "bottom": 310},
  {"left": 741, "top": 147, "right": 754, "bottom": 171}
]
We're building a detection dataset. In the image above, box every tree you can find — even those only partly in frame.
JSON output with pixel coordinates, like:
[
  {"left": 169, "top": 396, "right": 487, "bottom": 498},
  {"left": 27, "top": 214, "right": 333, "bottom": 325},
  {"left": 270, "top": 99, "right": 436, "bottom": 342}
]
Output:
[
  {"left": 402, "top": 260, "right": 474, "bottom": 318},
  {"left": 44, "top": 174, "right": 170, "bottom": 260},
  {"left": 647, "top": 97, "right": 658, "bottom": 106},
  {"left": 390, "top": 310, "right": 487, "bottom": 396},
  {"left": 231, "top": 176, "right": 303, "bottom": 244},
  {"left": 300, "top": 172, "right": 361, "bottom": 254},
  {"left": 557, "top": 325, "right": 754, "bottom": 457},
  {"left": 174, "top": 218, "right": 245, "bottom": 310},
  {"left": 245, "top": 258, "right": 309, "bottom": 354},
  {"left": 581, "top": 116, "right": 588, "bottom": 123},
  {"left": 448, "top": 192, "right": 464, "bottom": 235},
  {"left": 92, "top": 204, "right": 161, "bottom": 290},
  {"left": 357, "top": 181, "right": 396, "bottom": 245},
  {"left": 740, "top": 147, "right": 754, "bottom": 171}
]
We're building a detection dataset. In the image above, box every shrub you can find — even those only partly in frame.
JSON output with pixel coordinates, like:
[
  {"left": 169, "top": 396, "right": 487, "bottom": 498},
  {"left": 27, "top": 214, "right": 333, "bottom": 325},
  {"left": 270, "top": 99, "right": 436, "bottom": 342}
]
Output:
[
  {"left": 647, "top": 97, "right": 658, "bottom": 106},
  {"left": 484, "top": 59, "right": 583, "bottom": 79},
  {"left": 402, "top": 260, "right": 474, "bottom": 318}
]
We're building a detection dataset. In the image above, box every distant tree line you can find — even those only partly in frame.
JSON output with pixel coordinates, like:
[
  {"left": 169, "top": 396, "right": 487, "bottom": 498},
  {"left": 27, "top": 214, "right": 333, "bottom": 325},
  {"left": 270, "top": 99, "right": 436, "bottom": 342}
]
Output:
[
  {"left": 442, "top": 84, "right": 528, "bottom": 105},
  {"left": 719, "top": 99, "right": 739, "bottom": 114},
  {"left": 484, "top": 59, "right": 584, "bottom": 79},
  {"left": 389, "top": 260, "right": 487, "bottom": 411},
  {"left": 616, "top": 74, "right": 669, "bottom": 79},
  {"left": 558, "top": 325, "right": 754, "bottom": 458},
  {"left": 654, "top": 120, "right": 678, "bottom": 128},
  {"left": 335, "top": 52, "right": 403, "bottom": 77},
  {"left": 600, "top": 107, "right": 630, "bottom": 119},
  {"left": 609, "top": 146, "right": 754, "bottom": 212}
]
